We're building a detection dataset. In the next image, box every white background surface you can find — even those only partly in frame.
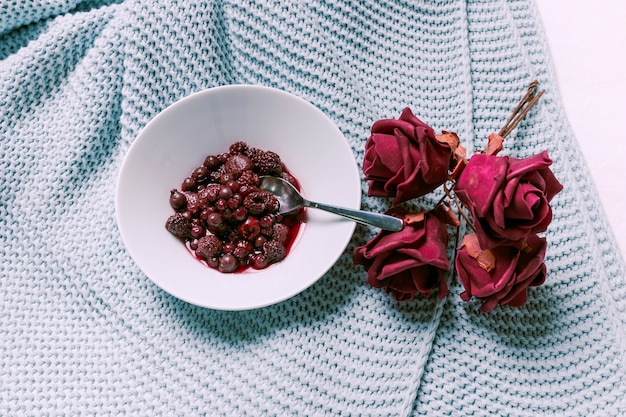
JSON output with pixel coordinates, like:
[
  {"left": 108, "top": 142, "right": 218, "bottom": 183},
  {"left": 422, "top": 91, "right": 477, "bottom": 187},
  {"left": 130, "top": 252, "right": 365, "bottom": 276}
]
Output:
[{"left": 535, "top": 0, "right": 626, "bottom": 261}]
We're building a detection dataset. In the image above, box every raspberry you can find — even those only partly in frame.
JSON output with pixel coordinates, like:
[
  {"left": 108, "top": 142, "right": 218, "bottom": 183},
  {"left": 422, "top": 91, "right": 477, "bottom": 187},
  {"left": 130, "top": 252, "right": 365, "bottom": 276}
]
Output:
[
  {"left": 229, "top": 141, "right": 249, "bottom": 155},
  {"left": 199, "top": 184, "right": 222, "bottom": 203},
  {"left": 183, "top": 191, "right": 206, "bottom": 216},
  {"left": 263, "top": 194, "right": 280, "bottom": 213},
  {"left": 165, "top": 213, "right": 192, "bottom": 238},
  {"left": 243, "top": 191, "right": 279, "bottom": 215},
  {"left": 195, "top": 235, "right": 223, "bottom": 259},
  {"left": 249, "top": 148, "right": 282, "bottom": 175},
  {"left": 271, "top": 223, "right": 289, "bottom": 244},
  {"left": 280, "top": 172, "right": 298, "bottom": 188},
  {"left": 224, "top": 154, "right": 253, "bottom": 175},
  {"left": 262, "top": 240, "right": 286, "bottom": 263}
]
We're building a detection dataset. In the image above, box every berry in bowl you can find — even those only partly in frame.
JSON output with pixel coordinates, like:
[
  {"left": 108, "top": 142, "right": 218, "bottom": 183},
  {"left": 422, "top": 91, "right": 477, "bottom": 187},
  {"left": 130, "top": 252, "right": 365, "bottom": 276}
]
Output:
[
  {"left": 164, "top": 141, "right": 304, "bottom": 273},
  {"left": 115, "top": 85, "right": 360, "bottom": 310}
]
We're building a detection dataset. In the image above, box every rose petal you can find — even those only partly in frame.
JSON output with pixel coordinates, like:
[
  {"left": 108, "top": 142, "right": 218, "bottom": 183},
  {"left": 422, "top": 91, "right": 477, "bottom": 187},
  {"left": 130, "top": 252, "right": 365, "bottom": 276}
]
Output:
[{"left": 454, "top": 154, "right": 508, "bottom": 217}]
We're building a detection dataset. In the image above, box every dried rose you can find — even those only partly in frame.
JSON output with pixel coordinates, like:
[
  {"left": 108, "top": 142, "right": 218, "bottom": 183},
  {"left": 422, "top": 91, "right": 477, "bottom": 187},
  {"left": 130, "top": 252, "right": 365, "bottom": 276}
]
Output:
[
  {"left": 455, "top": 233, "right": 547, "bottom": 312},
  {"left": 453, "top": 151, "right": 563, "bottom": 249},
  {"left": 363, "top": 108, "right": 452, "bottom": 205},
  {"left": 353, "top": 211, "right": 449, "bottom": 301}
]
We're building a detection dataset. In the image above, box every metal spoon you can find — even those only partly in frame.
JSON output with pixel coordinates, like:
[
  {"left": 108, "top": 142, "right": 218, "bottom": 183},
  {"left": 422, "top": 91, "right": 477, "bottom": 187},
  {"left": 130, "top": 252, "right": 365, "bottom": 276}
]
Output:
[{"left": 259, "top": 176, "right": 404, "bottom": 232}]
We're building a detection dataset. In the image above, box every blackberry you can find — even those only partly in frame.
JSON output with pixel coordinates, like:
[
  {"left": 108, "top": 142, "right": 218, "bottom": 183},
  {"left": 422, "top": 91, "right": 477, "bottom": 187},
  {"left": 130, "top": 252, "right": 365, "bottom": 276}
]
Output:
[
  {"left": 249, "top": 148, "right": 282, "bottom": 175},
  {"left": 183, "top": 191, "right": 206, "bottom": 216},
  {"left": 165, "top": 213, "right": 192, "bottom": 238},
  {"left": 195, "top": 235, "right": 223, "bottom": 259}
]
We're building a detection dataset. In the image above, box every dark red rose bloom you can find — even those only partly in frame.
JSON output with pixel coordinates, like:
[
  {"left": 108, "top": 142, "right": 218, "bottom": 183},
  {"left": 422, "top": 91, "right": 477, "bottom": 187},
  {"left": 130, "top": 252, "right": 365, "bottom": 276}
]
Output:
[
  {"left": 353, "top": 212, "right": 449, "bottom": 301},
  {"left": 363, "top": 108, "right": 452, "bottom": 205},
  {"left": 453, "top": 151, "right": 563, "bottom": 249},
  {"left": 455, "top": 233, "right": 547, "bottom": 312}
]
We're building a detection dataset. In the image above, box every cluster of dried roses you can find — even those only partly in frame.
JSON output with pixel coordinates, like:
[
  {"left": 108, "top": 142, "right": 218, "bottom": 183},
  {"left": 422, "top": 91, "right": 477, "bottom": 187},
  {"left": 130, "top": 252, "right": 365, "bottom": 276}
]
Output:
[{"left": 353, "top": 82, "right": 563, "bottom": 312}]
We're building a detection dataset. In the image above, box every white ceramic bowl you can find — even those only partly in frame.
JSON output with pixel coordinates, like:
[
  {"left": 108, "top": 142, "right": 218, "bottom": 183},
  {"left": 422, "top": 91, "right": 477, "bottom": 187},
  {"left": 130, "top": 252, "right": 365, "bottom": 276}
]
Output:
[{"left": 116, "top": 85, "right": 361, "bottom": 310}]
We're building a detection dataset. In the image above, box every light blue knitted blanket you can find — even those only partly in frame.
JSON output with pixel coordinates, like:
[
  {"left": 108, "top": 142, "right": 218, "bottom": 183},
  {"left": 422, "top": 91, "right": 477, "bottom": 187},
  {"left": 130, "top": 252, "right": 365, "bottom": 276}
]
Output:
[{"left": 2, "top": 1, "right": 625, "bottom": 415}]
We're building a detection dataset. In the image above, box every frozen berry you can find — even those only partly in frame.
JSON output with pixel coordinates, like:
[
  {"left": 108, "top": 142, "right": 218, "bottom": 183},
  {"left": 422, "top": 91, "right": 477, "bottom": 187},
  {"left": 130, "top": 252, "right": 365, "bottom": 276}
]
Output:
[
  {"left": 190, "top": 225, "right": 206, "bottom": 239},
  {"left": 210, "top": 165, "right": 226, "bottom": 183},
  {"left": 281, "top": 172, "right": 299, "bottom": 187},
  {"left": 195, "top": 235, "right": 223, "bottom": 259},
  {"left": 243, "top": 191, "right": 277, "bottom": 215},
  {"left": 218, "top": 152, "right": 230, "bottom": 164},
  {"left": 219, "top": 186, "right": 233, "bottom": 200},
  {"left": 233, "top": 206, "right": 247, "bottom": 222},
  {"left": 192, "top": 166, "right": 209, "bottom": 182},
  {"left": 272, "top": 223, "right": 289, "bottom": 244},
  {"left": 229, "top": 141, "right": 249, "bottom": 155},
  {"left": 259, "top": 215, "right": 274, "bottom": 228},
  {"left": 250, "top": 148, "right": 282, "bottom": 175},
  {"left": 203, "top": 155, "right": 220, "bottom": 169},
  {"left": 222, "top": 242, "right": 236, "bottom": 254},
  {"left": 225, "top": 180, "right": 240, "bottom": 193},
  {"left": 219, "top": 254, "right": 239, "bottom": 273},
  {"left": 183, "top": 192, "right": 205, "bottom": 216},
  {"left": 225, "top": 154, "right": 254, "bottom": 175},
  {"left": 199, "top": 207, "right": 215, "bottom": 221},
  {"left": 207, "top": 257, "right": 220, "bottom": 268},
  {"left": 215, "top": 199, "right": 227, "bottom": 211},
  {"left": 232, "top": 245, "right": 250, "bottom": 261},
  {"left": 237, "top": 170, "right": 259, "bottom": 187},
  {"left": 251, "top": 253, "right": 269, "bottom": 269},
  {"left": 169, "top": 189, "right": 187, "bottom": 210},
  {"left": 207, "top": 212, "right": 224, "bottom": 228},
  {"left": 165, "top": 213, "right": 192, "bottom": 238},
  {"left": 238, "top": 184, "right": 256, "bottom": 197},
  {"left": 181, "top": 177, "right": 197, "bottom": 191},
  {"left": 262, "top": 240, "right": 286, "bottom": 263},
  {"left": 254, "top": 235, "right": 267, "bottom": 248},
  {"left": 238, "top": 216, "right": 261, "bottom": 240},
  {"left": 199, "top": 184, "right": 221, "bottom": 203}
]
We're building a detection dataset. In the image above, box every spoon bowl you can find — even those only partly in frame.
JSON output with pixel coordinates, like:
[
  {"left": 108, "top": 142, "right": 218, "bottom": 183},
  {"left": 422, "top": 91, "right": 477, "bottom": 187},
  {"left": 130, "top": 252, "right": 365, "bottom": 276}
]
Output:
[{"left": 260, "top": 176, "right": 404, "bottom": 232}]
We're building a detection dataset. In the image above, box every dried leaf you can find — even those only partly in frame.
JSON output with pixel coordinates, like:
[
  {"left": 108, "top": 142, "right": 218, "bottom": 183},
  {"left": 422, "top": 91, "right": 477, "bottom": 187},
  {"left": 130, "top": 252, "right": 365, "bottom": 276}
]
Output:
[
  {"left": 485, "top": 133, "right": 504, "bottom": 156},
  {"left": 461, "top": 233, "right": 496, "bottom": 272},
  {"left": 435, "top": 130, "right": 460, "bottom": 151}
]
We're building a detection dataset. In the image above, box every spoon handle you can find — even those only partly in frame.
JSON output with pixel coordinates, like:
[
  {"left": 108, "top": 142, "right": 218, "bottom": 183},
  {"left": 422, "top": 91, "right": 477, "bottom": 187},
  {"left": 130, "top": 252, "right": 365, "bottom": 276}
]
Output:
[{"left": 304, "top": 200, "right": 404, "bottom": 232}]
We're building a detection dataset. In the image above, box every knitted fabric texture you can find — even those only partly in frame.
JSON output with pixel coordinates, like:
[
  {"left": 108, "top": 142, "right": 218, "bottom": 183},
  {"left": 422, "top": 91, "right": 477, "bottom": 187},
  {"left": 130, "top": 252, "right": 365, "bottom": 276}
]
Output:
[{"left": 1, "top": 0, "right": 625, "bottom": 415}]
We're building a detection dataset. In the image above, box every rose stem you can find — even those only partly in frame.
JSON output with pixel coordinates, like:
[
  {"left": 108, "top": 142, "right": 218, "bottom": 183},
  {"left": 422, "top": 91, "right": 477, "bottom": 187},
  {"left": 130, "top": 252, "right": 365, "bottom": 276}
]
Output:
[
  {"left": 442, "top": 183, "right": 475, "bottom": 232},
  {"left": 453, "top": 196, "right": 475, "bottom": 232},
  {"left": 498, "top": 80, "right": 546, "bottom": 138}
]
